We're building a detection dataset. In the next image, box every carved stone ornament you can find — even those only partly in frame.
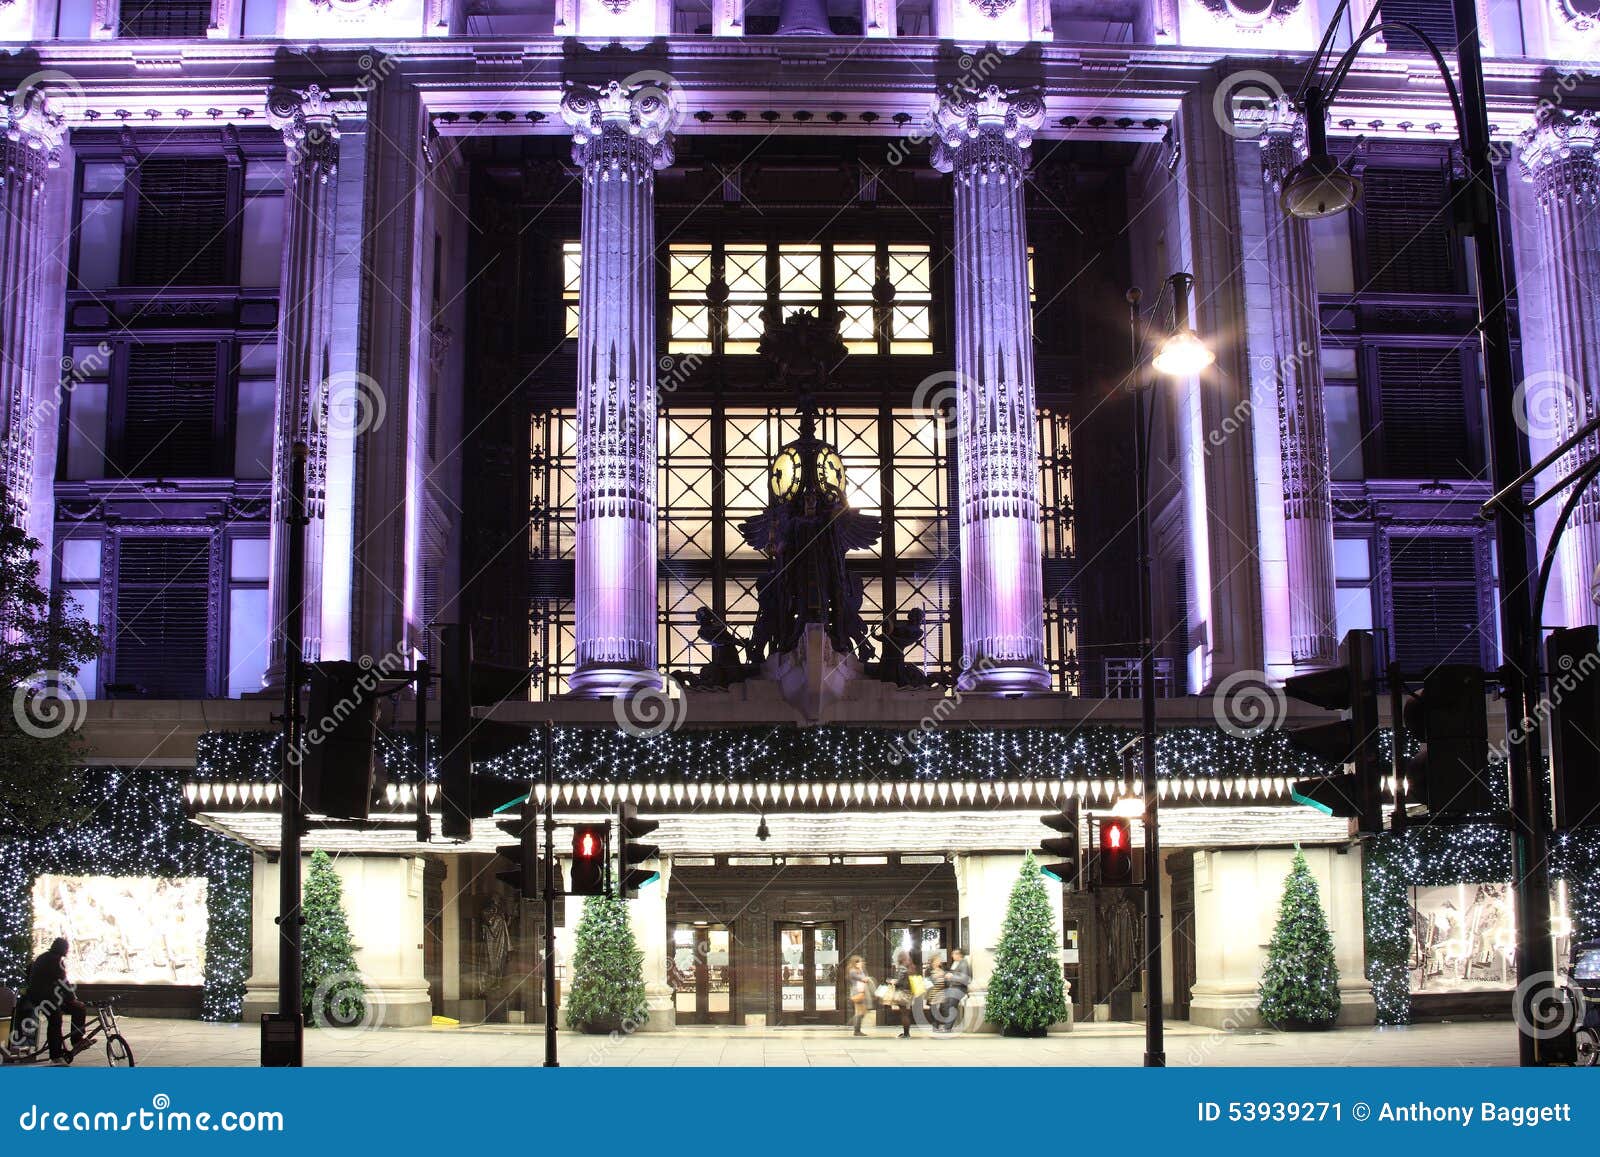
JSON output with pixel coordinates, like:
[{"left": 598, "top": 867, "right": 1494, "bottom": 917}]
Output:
[
  {"left": 972, "top": 0, "right": 1017, "bottom": 15},
  {"left": 600, "top": 0, "right": 631, "bottom": 11},
  {"left": 1196, "top": 0, "right": 1303, "bottom": 26},
  {"left": 927, "top": 85, "right": 1046, "bottom": 176},
  {"left": 1555, "top": 0, "right": 1600, "bottom": 32},
  {"left": 307, "top": 0, "right": 393, "bottom": 13},
  {"left": 265, "top": 84, "right": 345, "bottom": 179},
  {"left": 1518, "top": 106, "right": 1600, "bottom": 203},
  {"left": 0, "top": 86, "right": 67, "bottom": 182},
  {"left": 561, "top": 80, "right": 679, "bottom": 173}
]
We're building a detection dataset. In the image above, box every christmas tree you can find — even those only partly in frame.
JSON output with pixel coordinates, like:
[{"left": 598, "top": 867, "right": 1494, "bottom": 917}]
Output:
[
  {"left": 1257, "top": 848, "right": 1342, "bottom": 1029},
  {"left": 302, "top": 850, "right": 369, "bottom": 1028},
  {"left": 565, "top": 895, "right": 647, "bottom": 1033},
  {"left": 984, "top": 852, "right": 1068, "bottom": 1036}
]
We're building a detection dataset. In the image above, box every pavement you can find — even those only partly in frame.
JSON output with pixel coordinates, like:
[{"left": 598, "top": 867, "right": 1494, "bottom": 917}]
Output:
[{"left": 36, "top": 1016, "right": 1523, "bottom": 1067}]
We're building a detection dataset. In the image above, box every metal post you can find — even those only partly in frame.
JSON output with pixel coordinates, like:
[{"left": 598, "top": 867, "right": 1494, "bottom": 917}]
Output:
[
  {"left": 1451, "top": 0, "right": 1559, "bottom": 1065},
  {"left": 275, "top": 441, "right": 309, "bottom": 1066},
  {"left": 1128, "top": 287, "right": 1165, "bottom": 1068},
  {"left": 1388, "top": 663, "right": 1409, "bottom": 833},
  {"left": 542, "top": 722, "right": 559, "bottom": 1068},
  {"left": 414, "top": 660, "right": 431, "bottom": 843}
]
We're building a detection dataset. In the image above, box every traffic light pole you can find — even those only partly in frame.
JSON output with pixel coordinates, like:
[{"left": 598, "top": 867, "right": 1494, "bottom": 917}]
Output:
[
  {"left": 1128, "top": 288, "right": 1165, "bottom": 1068},
  {"left": 541, "top": 722, "right": 559, "bottom": 1068},
  {"left": 274, "top": 441, "right": 309, "bottom": 1067},
  {"left": 1451, "top": 0, "right": 1558, "bottom": 1065}
]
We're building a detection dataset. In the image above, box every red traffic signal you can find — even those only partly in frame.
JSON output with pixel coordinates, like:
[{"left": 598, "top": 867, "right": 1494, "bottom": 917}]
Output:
[
  {"left": 569, "top": 823, "right": 609, "bottom": 896},
  {"left": 1096, "top": 817, "right": 1134, "bottom": 886}
]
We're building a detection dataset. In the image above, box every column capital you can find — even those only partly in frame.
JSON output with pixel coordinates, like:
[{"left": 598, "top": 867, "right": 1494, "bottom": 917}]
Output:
[
  {"left": 0, "top": 87, "right": 66, "bottom": 184},
  {"left": 560, "top": 80, "right": 678, "bottom": 173},
  {"left": 1518, "top": 107, "right": 1600, "bottom": 199},
  {"left": 928, "top": 85, "right": 1044, "bottom": 175},
  {"left": 266, "top": 84, "right": 346, "bottom": 178}
]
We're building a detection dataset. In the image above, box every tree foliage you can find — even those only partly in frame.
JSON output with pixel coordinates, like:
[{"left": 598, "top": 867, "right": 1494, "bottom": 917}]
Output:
[
  {"left": 0, "top": 526, "right": 103, "bottom": 836},
  {"left": 984, "top": 852, "right": 1068, "bottom": 1034},
  {"left": 1257, "top": 848, "right": 1342, "bottom": 1029},
  {"left": 302, "top": 850, "right": 368, "bottom": 1027},
  {"left": 565, "top": 894, "right": 646, "bottom": 1032}
]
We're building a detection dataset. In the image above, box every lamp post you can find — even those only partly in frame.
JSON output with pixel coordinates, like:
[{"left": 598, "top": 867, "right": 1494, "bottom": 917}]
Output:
[
  {"left": 1126, "top": 272, "right": 1214, "bottom": 1068},
  {"left": 1280, "top": 0, "right": 1560, "bottom": 1065}
]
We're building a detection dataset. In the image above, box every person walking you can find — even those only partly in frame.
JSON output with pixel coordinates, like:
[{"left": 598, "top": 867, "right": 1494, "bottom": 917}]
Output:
[
  {"left": 845, "top": 954, "right": 870, "bottom": 1036},
  {"left": 889, "top": 949, "right": 916, "bottom": 1038},
  {"left": 23, "top": 938, "right": 86, "bottom": 1065},
  {"left": 938, "top": 947, "right": 972, "bottom": 1033}
]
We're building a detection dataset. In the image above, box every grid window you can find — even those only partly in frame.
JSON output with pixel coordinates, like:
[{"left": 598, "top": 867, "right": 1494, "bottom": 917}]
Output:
[{"left": 562, "top": 241, "right": 582, "bottom": 340}]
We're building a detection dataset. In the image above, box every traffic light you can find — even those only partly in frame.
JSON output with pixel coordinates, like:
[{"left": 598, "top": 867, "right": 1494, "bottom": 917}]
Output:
[
  {"left": 1403, "top": 665, "right": 1495, "bottom": 818},
  {"left": 1095, "top": 817, "right": 1134, "bottom": 886},
  {"left": 617, "top": 803, "right": 661, "bottom": 899},
  {"left": 1037, "top": 800, "right": 1080, "bottom": 887},
  {"left": 494, "top": 804, "right": 538, "bottom": 899},
  {"left": 301, "top": 661, "right": 381, "bottom": 820},
  {"left": 438, "top": 625, "right": 535, "bottom": 840},
  {"left": 1547, "top": 626, "right": 1600, "bottom": 831},
  {"left": 1284, "top": 629, "right": 1383, "bottom": 834},
  {"left": 569, "top": 823, "right": 609, "bottom": 896}
]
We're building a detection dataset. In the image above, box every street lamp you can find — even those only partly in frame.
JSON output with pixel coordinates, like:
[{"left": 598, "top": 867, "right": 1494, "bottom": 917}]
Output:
[
  {"left": 1281, "top": 0, "right": 1561, "bottom": 1066},
  {"left": 1126, "top": 270, "right": 1212, "bottom": 1068}
]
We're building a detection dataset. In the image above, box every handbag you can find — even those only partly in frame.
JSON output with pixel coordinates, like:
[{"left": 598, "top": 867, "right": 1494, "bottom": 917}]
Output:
[
  {"left": 874, "top": 983, "right": 894, "bottom": 1001},
  {"left": 909, "top": 973, "right": 928, "bottom": 998}
]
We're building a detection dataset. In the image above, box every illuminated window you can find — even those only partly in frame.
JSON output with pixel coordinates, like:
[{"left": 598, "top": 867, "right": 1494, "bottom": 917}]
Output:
[
  {"left": 665, "top": 240, "right": 938, "bottom": 356},
  {"left": 1038, "top": 408, "right": 1078, "bottom": 694},
  {"left": 562, "top": 241, "right": 582, "bottom": 340}
]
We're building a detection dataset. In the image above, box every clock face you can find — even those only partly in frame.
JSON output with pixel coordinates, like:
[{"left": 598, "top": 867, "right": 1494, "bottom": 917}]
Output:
[
  {"left": 818, "top": 447, "right": 845, "bottom": 497},
  {"left": 770, "top": 446, "right": 803, "bottom": 500}
]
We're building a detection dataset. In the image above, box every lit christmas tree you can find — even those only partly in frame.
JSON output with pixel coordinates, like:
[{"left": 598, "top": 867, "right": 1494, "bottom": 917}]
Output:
[
  {"left": 565, "top": 894, "right": 647, "bottom": 1033},
  {"left": 1257, "top": 848, "right": 1342, "bottom": 1029},
  {"left": 985, "top": 852, "right": 1068, "bottom": 1036},
  {"left": 302, "top": 850, "right": 368, "bottom": 1027}
]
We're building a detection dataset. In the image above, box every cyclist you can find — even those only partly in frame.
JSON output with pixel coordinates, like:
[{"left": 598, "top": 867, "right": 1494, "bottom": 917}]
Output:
[{"left": 20, "top": 938, "right": 87, "bottom": 1065}]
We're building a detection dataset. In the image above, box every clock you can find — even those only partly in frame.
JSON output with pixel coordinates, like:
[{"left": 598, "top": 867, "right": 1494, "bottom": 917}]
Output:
[
  {"left": 817, "top": 446, "right": 845, "bottom": 498},
  {"left": 770, "top": 445, "right": 804, "bottom": 501}
]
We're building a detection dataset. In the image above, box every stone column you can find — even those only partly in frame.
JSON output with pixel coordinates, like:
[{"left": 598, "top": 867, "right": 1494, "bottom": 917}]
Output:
[
  {"left": 264, "top": 85, "right": 342, "bottom": 681},
  {"left": 561, "top": 81, "right": 675, "bottom": 697},
  {"left": 1519, "top": 109, "right": 1600, "bottom": 630},
  {"left": 626, "top": 857, "right": 674, "bottom": 1031},
  {"left": 931, "top": 87, "right": 1050, "bottom": 693},
  {"left": 1260, "top": 103, "right": 1338, "bottom": 668},
  {"left": 0, "top": 90, "right": 63, "bottom": 534}
]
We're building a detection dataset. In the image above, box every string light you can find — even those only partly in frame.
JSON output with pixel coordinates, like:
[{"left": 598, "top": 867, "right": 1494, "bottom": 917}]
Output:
[{"left": 0, "top": 769, "right": 251, "bottom": 1021}]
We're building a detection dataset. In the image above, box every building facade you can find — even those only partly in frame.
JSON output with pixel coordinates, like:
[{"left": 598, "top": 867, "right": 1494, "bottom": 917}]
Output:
[{"left": 4, "top": 0, "right": 1600, "bottom": 1035}]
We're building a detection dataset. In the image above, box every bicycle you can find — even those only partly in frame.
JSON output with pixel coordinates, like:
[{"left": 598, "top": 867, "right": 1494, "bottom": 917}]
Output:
[{"left": 0, "top": 993, "right": 136, "bottom": 1067}]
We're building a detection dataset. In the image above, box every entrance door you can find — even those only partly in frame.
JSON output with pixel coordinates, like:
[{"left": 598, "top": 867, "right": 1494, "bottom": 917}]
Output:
[
  {"left": 671, "top": 924, "right": 734, "bottom": 1025},
  {"left": 776, "top": 924, "right": 843, "bottom": 1024}
]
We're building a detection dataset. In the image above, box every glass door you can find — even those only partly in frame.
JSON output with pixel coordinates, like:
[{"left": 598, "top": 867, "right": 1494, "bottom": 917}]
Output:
[
  {"left": 670, "top": 923, "right": 734, "bottom": 1025},
  {"left": 775, "top": 923, "right": 843, "bottom": 1024}
]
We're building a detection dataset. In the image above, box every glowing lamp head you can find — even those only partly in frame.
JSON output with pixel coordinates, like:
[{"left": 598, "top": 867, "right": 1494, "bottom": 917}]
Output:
[
  {"left": 1150, "top": 328, "right": 1215, "bottom": 378},
  {"left": 1280, "top": 154, "right": 1362, "bottom": 220}
]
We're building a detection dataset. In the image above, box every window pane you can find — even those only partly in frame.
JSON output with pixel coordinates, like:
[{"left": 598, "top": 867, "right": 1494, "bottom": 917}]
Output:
[
  {"left": 235, "top": 378, "right": 276, "bottom": 480},
  {"left": 1335, "top": 584, "right": 1374, "bottom": 638},
  {"left": 83, "top": 162, "right": 127, "bottom": 195},
  {"left": 64, "top": 587, "right": 99, "bottom": 697},
  {"left": 244, "top": 160, "right": 286, "bottom": 193},
  {"left": 1311, "top": 215, "right": 1355, "bottom": 295},
  {"left": 227, "top": 587, "right": 270, "bottom": 698},
  {"left": 238, "top": 342, "right": 277, "bottom": 376},
  {"left": 1321, "top": 346, "right": 1357, "bottom": 379},
  {"left": 230, "top": 537, "right": 270, "bottom": 581},
  {"left": 239, "top": 197, "right": 283, "bottom": 287},
  {"left": 61, "top": 538, "right": 102, "bottom": 583},
  {"left": 1325, "top": 382, "right": 1364, "bottom": 481},
  {"left": 1333, "top": 537, "right": 1371, "bottom": 582},
  {"left": 76, "top": 198, "right": 123, "bottom": 290},
  {"left": 65, "top": 381, "right": 109, "bottom": 479}
]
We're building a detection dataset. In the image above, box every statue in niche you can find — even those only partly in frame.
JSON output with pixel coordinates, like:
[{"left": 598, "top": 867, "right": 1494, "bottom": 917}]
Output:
[
  {"left": 875, "top": 608, "right": 929, "bottom": 687},
  {"left": 481, "top": 897, "right": 512, "bottom": 985},
  {"left": 738, "top": 311, "right": 881, "bottom": 663}
]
